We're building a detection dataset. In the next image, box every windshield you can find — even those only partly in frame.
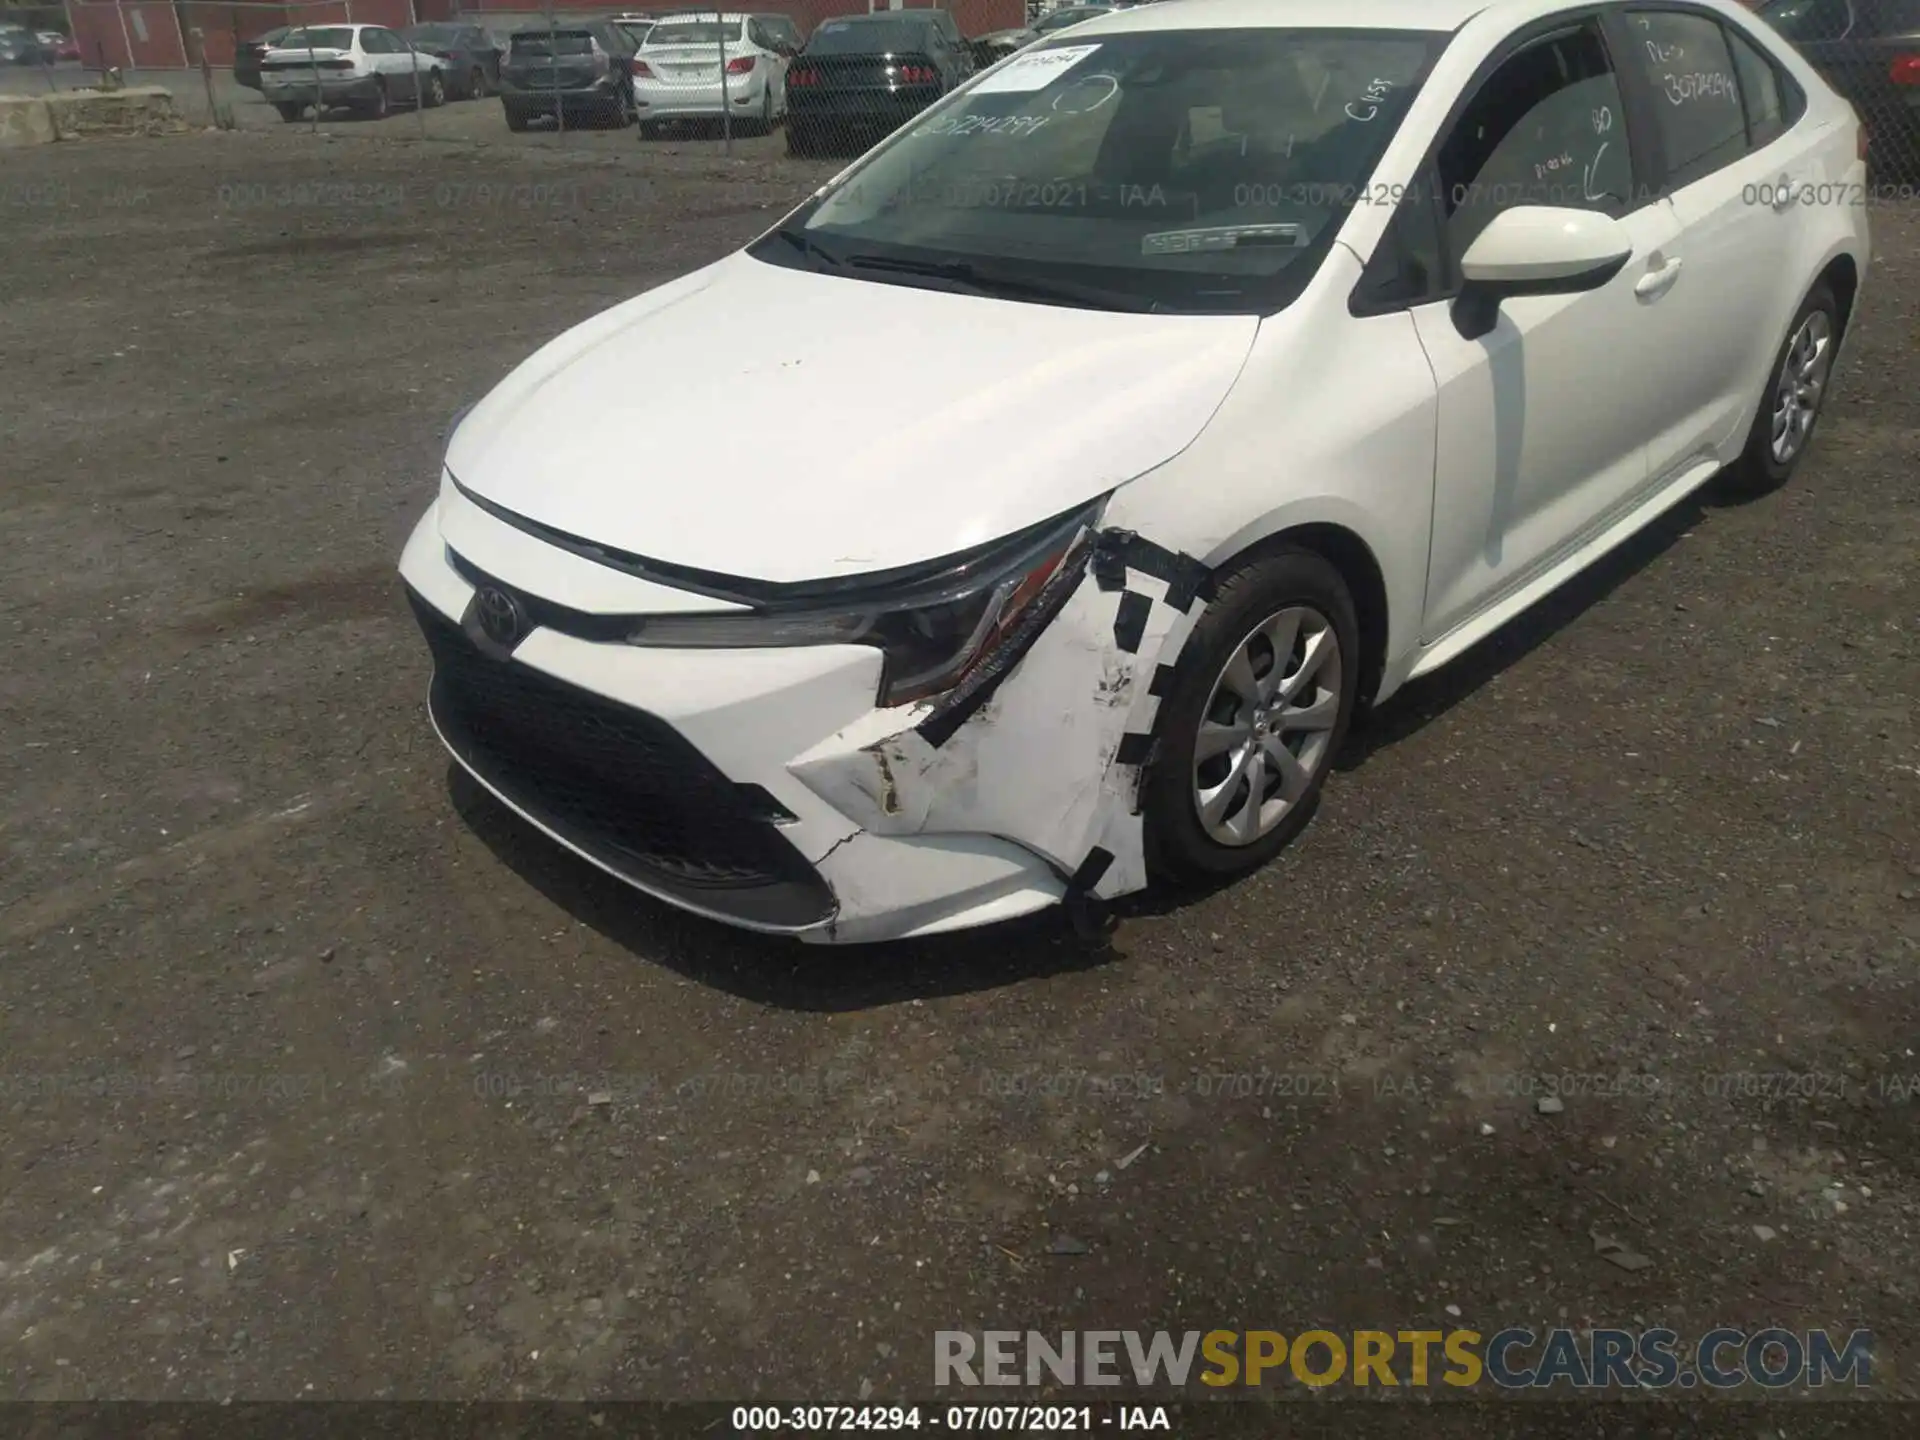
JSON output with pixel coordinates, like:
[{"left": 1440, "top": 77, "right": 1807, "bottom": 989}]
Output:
[
  {"left": 646, "top": 21, "right": 744, "bottom": 46},
  {"left": 806, "top": 19, "right": 935, "bottom": 54},
  {"left": 1035, "top": 9, "right": 1110, "bottom": 34},
  {"left": 277, "top": 27, "right": 356, "bottom": 51},
  {"left": 764, "top": 27, "right": 1442, "bottom": 315},
  {"left": 512, "top": 31, "right": 595, "bottom": 56}
]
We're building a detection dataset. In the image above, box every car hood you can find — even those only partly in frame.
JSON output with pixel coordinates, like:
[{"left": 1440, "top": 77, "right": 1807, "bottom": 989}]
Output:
[{"left": 446, "top": 252, "right": 1258, "bottom": 585}]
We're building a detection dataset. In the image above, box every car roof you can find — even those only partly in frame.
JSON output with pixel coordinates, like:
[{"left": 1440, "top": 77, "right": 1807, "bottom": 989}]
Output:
[{"left": 1070, "top": 0, "right": 1496, "bottom": 34}]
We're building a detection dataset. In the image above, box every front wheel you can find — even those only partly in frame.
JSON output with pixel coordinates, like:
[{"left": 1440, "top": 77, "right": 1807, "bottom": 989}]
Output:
[
  {"left": 1722, "top": 279, "right": 1840, "bottom": 496},
  {"left": 1140, "top": 548, "right": 1359, "bottom": 884},
  {"left": 274, "top": 101, "right": 303, "bottom": 122}
]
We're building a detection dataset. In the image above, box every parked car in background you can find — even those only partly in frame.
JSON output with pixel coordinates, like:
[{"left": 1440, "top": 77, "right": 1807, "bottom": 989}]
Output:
[
  {"left": 402, "top": 0, "right": 1869, "bottom": 946},
  {"left": 402, "top": 22, "right": 503, "bottom": 100},
  {"left": 501, "top": 22, "right": 640, "bottom": 131},
  {"left": 258, "top": 25, "right": 450, "bottom": 121},
  {"left": 38, "top": 30, "right": 81, "bottom": 62},
  {"left": 234, "top": 26, "right": 292, "bottom": 89},
  {"left": 746, "top": 10, "right": 806, "bottom": 57},
  {"left": 786, "top": 11, "right": 975, "bottom": 155},
  {"left": 0, "top": 29, "right": 50, "bottom": 65},
  {"left": 1756, "top": 0, "right": 1920, "bottom": 174},
  {"left": 631, "top": 12, "right": 794, "bottom": 138},
  {"left": 612, "top": 15, "right": 660, "bottom": 48},
  {"left": 973, "top": 4, "right": 1116, "bottom": 63}
]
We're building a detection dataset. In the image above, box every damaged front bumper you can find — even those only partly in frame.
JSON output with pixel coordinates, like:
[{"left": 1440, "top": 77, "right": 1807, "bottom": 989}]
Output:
[{"left": 399, "top": 496, "right": 1214, "bottom": 944}]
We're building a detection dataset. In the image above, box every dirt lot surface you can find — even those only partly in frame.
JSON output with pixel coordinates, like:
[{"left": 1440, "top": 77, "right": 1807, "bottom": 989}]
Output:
[{"left": 1, "top": 129, "right": 1917, "bottom": 1411}]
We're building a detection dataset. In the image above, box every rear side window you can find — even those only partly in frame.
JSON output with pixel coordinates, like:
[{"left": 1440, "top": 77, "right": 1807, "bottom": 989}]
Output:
[
  {"left": 1622, "top": 12, "right": 1749, "bottom": 189},
  {"left": 1727, "top": 26, "right": 1789, "bottom": 147}
]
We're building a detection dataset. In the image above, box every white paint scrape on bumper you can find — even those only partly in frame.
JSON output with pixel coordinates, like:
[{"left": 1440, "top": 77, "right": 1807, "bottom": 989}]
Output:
[{"left": 399, "top": 501, "right": 1213, "bottom": 944}]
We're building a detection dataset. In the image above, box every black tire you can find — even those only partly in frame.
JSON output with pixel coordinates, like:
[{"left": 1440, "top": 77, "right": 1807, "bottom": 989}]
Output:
[
  {"left": 1721, "top": 279, "right": 1840, "bottom": 497},
  {"left": 423, "top": 70, "right": 446, "bottom": 108},
  {"left": 504, "top": 102, "right": 529, "bottom": 132},
  {"left": 274, "top": 101, "right": 303, "bottom": 122},
  {"left": 638, "top": 118, "right": 661, "bottom": 140},
  {"left": 469, "top": 66, "right": 486, "bottom": 99},
  {"left": 786, "top": 120, "right": 813, "bottom": 157},
  {"left": 364, "top": 78, "right": 389, "bottom": 120},
  {"left": 1139, "top": 547, "right": 1360, "bottom": 885}
]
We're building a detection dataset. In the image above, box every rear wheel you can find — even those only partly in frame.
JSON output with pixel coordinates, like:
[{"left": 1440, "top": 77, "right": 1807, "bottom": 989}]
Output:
[
  {"left": 785, "top": 120, "right": 813, "bottom": 156},
  {"left": 274, "top": 101, "right": 303, "bottom": 122},
  {"left": 364, "top": 78, "right": 390, "bottom": 120},
  {"left": 503, "top": 102, "right": 529, "bottom": 132},
  {"left": 1141, "top": 548, "right": 1359, "bottom": 885},
  {"left": 468, "top": 66, "right": 486, "bottom": 99},
  {"left": 423, "top": 70, "right": 446, "bottom": 108},
  {"left": 1721, "top": 279, "right": 1840, "bottom": 496}
]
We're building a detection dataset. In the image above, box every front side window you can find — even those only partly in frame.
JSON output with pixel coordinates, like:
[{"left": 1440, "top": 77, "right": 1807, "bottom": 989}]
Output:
[
  {"left": 765, "top": 27, "right": 1444, "bottom": 315},
  {"left": 1623, "top": 12, "right": 1750, "bottom": 188},
  {"left": 1436, "top": 23, "right": 1636, "bottom": 261}
]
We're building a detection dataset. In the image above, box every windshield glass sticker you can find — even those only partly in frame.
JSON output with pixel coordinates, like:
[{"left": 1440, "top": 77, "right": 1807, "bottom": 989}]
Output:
[
  {"left": 970, "top": 42, "right": 1101, "bottom": 94},
  {"left": 1141, "top": 224, "right": 1306, "bottom": 256}
]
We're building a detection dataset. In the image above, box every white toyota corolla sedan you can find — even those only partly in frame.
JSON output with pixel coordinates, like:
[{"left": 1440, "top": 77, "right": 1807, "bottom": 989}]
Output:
[{"left": 400, "top": 0, "right": 1869, "bottom": 943}]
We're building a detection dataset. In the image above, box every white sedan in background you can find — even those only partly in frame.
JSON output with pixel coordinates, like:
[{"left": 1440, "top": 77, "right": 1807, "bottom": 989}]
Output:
[
  {"left": 402, "top": 0, "right": 1868, "bottom": 943},
  {"left": 258, "top": 23, "right": 449, "bottom": 121},
  {"left": 630, "top": 11, "right": 791, "bottom": 136}
]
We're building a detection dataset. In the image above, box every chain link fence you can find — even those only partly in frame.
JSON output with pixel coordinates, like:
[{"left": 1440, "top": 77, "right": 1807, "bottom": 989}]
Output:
[{"left": 5, "top": 2, "right": 1918, "bottom": 197}]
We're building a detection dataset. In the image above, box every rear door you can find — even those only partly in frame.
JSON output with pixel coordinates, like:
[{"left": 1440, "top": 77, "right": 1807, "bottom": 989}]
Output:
[{"left": 1611, "top": 8, "right": 1808, "bottom": 478}]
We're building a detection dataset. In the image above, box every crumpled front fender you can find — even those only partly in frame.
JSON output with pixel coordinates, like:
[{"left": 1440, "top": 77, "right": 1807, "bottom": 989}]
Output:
[{"left": 789, "top": 528, "right": 1213, "bottom": 908}]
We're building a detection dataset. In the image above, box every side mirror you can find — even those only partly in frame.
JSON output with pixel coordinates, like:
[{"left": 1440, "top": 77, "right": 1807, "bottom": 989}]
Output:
[{"left": 1452, "top": 206, "right": 1633, "bottom": 341}]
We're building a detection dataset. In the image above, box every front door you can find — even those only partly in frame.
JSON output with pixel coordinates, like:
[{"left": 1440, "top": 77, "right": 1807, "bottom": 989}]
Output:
[{"left": 1410, "top": 17, "right": 1675, "bottom": 643}]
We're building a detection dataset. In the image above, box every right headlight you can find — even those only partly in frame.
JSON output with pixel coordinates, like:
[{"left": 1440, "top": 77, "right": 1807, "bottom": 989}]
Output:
[{"left": 625, "top": 499, "right": 1104, "bottom": 708}]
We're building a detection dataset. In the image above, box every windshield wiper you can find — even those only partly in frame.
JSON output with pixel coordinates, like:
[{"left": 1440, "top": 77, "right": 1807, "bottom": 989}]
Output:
[
  {"left": 768, "top": 225, "right": 847, "bottom": 273},
  {"left": 843, "top": 253, "right": 1161, "bottom": 313}
]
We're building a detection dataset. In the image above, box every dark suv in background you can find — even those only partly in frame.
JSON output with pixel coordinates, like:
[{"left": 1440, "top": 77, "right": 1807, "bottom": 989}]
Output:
[
  {"left": 1757, "top": 0, "right": 1920, "bottom": 174},
  {"left": 500, "top": 20, "right": 640, "bottom": 130}
]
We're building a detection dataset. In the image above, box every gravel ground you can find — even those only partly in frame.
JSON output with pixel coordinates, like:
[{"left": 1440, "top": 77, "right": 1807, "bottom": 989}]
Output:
[{"left": 1, "top": 129, "right": 1917, "bottom": 1408}]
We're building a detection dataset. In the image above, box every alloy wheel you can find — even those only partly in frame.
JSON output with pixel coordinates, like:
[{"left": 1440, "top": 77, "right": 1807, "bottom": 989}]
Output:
[
  {"left": 1191, "top": 606, "right": 1343, "bottom": 846},
  {"left": 1770, "top": 308, "right": 1833, "bottom": 466}
]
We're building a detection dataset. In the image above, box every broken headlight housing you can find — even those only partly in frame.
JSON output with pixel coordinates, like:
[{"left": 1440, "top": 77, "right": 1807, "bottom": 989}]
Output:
[{"left": 625, "top": 499, "right": 1104, "bottom": 708}]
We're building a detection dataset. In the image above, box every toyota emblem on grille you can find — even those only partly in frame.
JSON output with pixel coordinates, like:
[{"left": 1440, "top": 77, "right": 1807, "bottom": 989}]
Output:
[{"left": 474, "top": 585, "right": 527, "bottom": 648}]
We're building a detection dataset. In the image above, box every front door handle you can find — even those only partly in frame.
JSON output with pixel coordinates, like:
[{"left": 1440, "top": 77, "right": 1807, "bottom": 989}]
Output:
[
  {"left": 1772, "top": 175, "right": 1799, "bottom": 211},
  {"left": 1634, "top": 255, "right": 1684, "bottom": 300}
]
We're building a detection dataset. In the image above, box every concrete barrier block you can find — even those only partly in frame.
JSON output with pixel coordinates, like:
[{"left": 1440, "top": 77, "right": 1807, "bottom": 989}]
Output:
[
  {"left": 0, "top": 96, "right": 56, "bottom": 148},
  {"left": 43, "top": 86, "right": 189, "bottom": 139}
]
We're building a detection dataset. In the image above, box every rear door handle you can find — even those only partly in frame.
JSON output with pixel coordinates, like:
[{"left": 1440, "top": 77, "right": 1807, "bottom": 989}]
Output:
[{"left": 1634, "top": 256, "right": 1684, "bottom": 299}]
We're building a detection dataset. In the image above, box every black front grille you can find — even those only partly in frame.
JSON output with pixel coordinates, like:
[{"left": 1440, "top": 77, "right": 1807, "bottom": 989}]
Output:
[{"left": 407, "top": 588, "right": 835, "bottom": 930}]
